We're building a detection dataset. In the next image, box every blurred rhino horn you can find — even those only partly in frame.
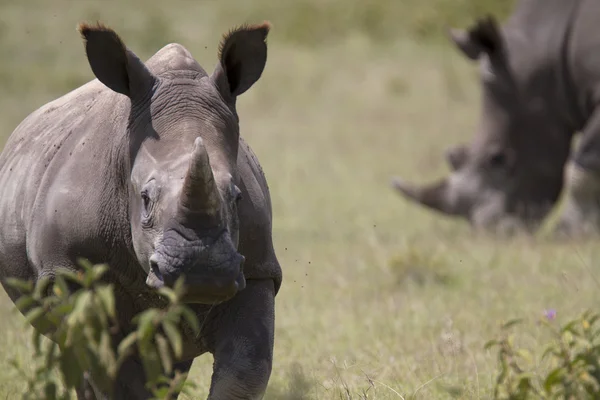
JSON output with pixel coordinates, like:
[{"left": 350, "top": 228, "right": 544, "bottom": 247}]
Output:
[{"left": 390, "top": 176, "right": 462, "bottom": 216}]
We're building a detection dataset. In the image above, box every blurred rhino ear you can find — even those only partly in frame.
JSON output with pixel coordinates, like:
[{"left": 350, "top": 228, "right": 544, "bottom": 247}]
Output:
[
  {"left": 447, "top": 15, "right": 504, "bottom": 61},
  {"left": 445, "top": 144, "right": 468, "bottom": 171},
  {"left": 211, "top": 21, "right": 270, "bottom": 98},
  {"left": 78, "top": 22, "right": 157, "bottom": 99}
]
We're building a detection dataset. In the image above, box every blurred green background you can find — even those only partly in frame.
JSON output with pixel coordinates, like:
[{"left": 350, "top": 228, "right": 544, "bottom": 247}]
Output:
[{"left": 3, "top": 1, "right": 599, "bottom": 399}]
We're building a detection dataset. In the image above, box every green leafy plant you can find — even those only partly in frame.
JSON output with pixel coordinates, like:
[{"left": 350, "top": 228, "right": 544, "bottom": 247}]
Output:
[
  {"left": 485, "top": 310, "right": 600, "bottom": 399},
  {"left": 6, "top": 259, "right": 199, "bottom": 399}
]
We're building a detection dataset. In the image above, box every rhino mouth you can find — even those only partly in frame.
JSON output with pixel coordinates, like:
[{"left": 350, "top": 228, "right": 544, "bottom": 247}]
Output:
[
  {"left": 146, "top": 263, "right": 246, "bottom": 304},
  {"left": 146, "top": 245, "right": 246, "bottom": 304}
]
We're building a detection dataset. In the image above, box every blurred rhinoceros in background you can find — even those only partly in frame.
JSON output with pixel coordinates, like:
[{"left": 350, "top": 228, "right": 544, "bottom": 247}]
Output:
[
  {"left": 392, "top": 0, "right": 600, "bottom": 237},
  {"left": 0, "top": 21, "right": 281, "bottom": 399}
]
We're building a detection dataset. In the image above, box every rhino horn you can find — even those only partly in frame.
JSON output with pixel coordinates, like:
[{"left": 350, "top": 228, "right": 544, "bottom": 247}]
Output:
[
  {"left": 179, "top": 137, "right": 221, "bottom": 215},
  {"left": 391, "top": 176, "right": 463, "bottom": 216}
]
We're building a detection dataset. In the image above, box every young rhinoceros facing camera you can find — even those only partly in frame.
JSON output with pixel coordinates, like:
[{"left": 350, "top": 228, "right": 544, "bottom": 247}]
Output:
[{"left": 0, "top": 21, "right": 281, "bottom": 399}]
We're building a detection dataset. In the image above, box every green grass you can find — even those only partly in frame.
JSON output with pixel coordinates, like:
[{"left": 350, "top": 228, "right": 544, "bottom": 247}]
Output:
[{"left": 3, "top": 0, "right": 599, "bottom": 399}]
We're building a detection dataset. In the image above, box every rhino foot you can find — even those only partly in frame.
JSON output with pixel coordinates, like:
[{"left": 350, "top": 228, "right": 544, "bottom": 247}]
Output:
[{"left": 554, "top": 162, "right": 600, "bottom": 238}]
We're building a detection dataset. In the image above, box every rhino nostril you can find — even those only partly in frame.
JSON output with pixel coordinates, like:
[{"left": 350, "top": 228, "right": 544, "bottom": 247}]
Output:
[
  {"left": 146, "top": 254, "right": 166, "bottom": 289},
  {"left": 149, "top": 254, "right": 163, "bottom": 279}
]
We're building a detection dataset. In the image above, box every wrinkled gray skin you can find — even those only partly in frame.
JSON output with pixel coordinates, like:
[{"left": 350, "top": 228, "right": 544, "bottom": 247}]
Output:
[
  {"left": 0, "top": 22, "right": 281, "bottom": 399},
  {"left": 392, "top": 0, "right": 600, "bottom": 236}
]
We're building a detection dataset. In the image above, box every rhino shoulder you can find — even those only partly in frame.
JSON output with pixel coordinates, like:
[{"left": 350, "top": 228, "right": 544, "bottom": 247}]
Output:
[
  {"left": 238, "top": 137, "right": 272, "bottom": 214},
  {"left": 236, "top": 137, "right": 281, "bottom": 293}
]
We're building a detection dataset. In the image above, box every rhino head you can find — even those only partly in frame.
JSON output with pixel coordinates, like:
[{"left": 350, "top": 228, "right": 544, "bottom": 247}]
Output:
[
  {"left": 78, "top": 22, "right": 269, "bottom": 303},
  {"left": 392, "top": 16, "right": 572, "bottom": 233}
]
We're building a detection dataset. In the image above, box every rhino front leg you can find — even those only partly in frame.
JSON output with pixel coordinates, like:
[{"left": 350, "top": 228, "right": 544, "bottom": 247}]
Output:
[
  {"left": 75, "top": 357, "right": 153, "bottom": 400},
  {"left": 73, "top": 358, "right": 149, "bottom": 400},
  {"left": 206, "top": 279, "right": 275, "bottom": 400},
  {"left": 75, "top": 353, "right": 194, "bottom": 400},
  {"left": 556, "top": 161, "right": 600, "bottom": 237}
]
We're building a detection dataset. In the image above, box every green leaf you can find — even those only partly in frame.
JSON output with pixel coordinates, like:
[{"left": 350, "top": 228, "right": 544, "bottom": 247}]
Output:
[
  {"left": 157, "top": 287, "right": 177, "bottom": 304},
  {"left": 88, "top": 264, "right": 109, "bottom": 286},
  {"left": 118, "top": 332, "right": 138, "bottom": 359},
  {"left": 541, "top": 346, "right": 560, "bottom": 361},
  {"left": 66, "top": 291, "right": 93, "bottom": 327},
  {"left": 150, "top": 387, "right": 170, "bottom": 399},
  {"left": 484, "top": 339, "right": 499, "bottom": 350},
  {"left": 59, "top": 270, "right": 83, "bottom": 285},
  {"left": 32, "top": 330, "right": 43, "bottom": 355},
  {"left": 544, "top": 367, "right": 565, "bottom": 393},
  {"left": 53, "top": 275, "right": 71, "bottom": 299},
  {"left": 96, "top": 285, "right": 116, "bottom": 319},
  {"left": 140, "top": 346, "right": 162, "bottom": 385},
  {"left": 136, "top": 310, "right": 159, "bottom": 345},
  {"left": 180, "top": 307, "right": 200, "bottom": 335},
  {"left": 517, "top": 374, "right": 533, "bottom": 391},
  {"left": 51, "top": 302, "right": 76, "bottom": 319},
  {"left": 87, "top": 352, "right": 112, "bottom": 394},
  {"left": 32, "top": 277, "right": 53, "bottom": 300},
  {"left": 99, "top": 330, "right": 118, "bottom": 378},
  {"left": 561, "top": 320, "right": 582, "bottom": 335},
  {"left": 178, "top": 378, "right": 198, "bottom": 396},
  {"left": 59, "top": 346, "right": 83, "bottom": 389},
  {"left": 24, "top": 307, "right": 45, "bottom": 325},
  {"left": 76, "top": 258, "right": 94, "bottom": 272},
  {"left": 587, "top": 313, "right": 600, "bottom": 327},
  {"left": 501, "top": 318, "right": 524, "bottom": 330},
  {"left": 44, "top": 340, "right": 58, "bottom": 370},
  {"left": 155, "top": 333, "right": 173, "bottom": 375},
  {"left": 172, "top": 277, "right": 186, "bottom": 301},
  {"left": 14, "top": 295, "right": 36, "bottom": 312},
  {"left": 71, "top": 337, "right": 92, "bottom": 372},
  {"left": 516, "top": 348, "right": 532, "bottom": 362},
  {"left": 5, "top": 277, "right": 33, "bottom": 293},
  {"left": 83, "top": 270, "right": 96, "bottom": 288},
  {"left": 162, "top": 320, "right": 183, "bottom": 359}
]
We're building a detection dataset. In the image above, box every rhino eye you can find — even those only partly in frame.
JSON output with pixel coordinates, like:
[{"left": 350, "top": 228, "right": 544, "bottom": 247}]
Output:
[
  {"left": 141, "top": 192, "right": 151, "bottom": 212},
  {"left": 233, "top": 185, "right": 242, "bottom": 203}
]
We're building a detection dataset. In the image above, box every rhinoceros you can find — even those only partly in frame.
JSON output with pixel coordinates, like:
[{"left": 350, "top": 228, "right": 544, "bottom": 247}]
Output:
[
  {"left": 0, "top": 21, "right": 281, "bottom": 399},
  {"left": 391, "top": 0, "right": 600, "bottom": 236}
]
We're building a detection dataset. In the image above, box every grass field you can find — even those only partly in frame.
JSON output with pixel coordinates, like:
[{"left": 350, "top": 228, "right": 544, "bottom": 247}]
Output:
[{"left": 1, "top": 1, "right": 599, "bottom": 399}]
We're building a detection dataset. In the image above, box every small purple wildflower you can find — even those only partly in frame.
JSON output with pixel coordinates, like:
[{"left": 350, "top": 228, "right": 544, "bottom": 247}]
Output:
[{"left": 544, "top": 309, "right": 557, "bottom": 321}]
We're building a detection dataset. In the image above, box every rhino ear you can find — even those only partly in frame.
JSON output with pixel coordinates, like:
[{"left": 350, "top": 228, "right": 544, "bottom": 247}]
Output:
[
  {"left": 211, "top": 21, "right": 270, "bottom": 98},
  {"left": 77, "top": 22, "right": 156, "bottom": 99},
  {"left": 447, "top": 15, "right": 504, "bottom": 61}
]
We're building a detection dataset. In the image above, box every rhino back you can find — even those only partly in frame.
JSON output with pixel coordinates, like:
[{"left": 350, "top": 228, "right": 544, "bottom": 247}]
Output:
[
  {"left": 0, "top": 79, "right": 130, "bottom": 280},
  {"left": 506, "top": 0, "right": 600, "bottom": 128},
  {"left": 500, "top": 0, "right": 579, "bottom": 75},
  {"left": 567, "top": 0, "right": 600, "bottom": 109}
]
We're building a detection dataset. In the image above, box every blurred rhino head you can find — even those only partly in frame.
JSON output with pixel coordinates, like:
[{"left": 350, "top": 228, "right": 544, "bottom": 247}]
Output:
[{"left": 392, "top": 16, "right": 572, "bottom": 233}]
